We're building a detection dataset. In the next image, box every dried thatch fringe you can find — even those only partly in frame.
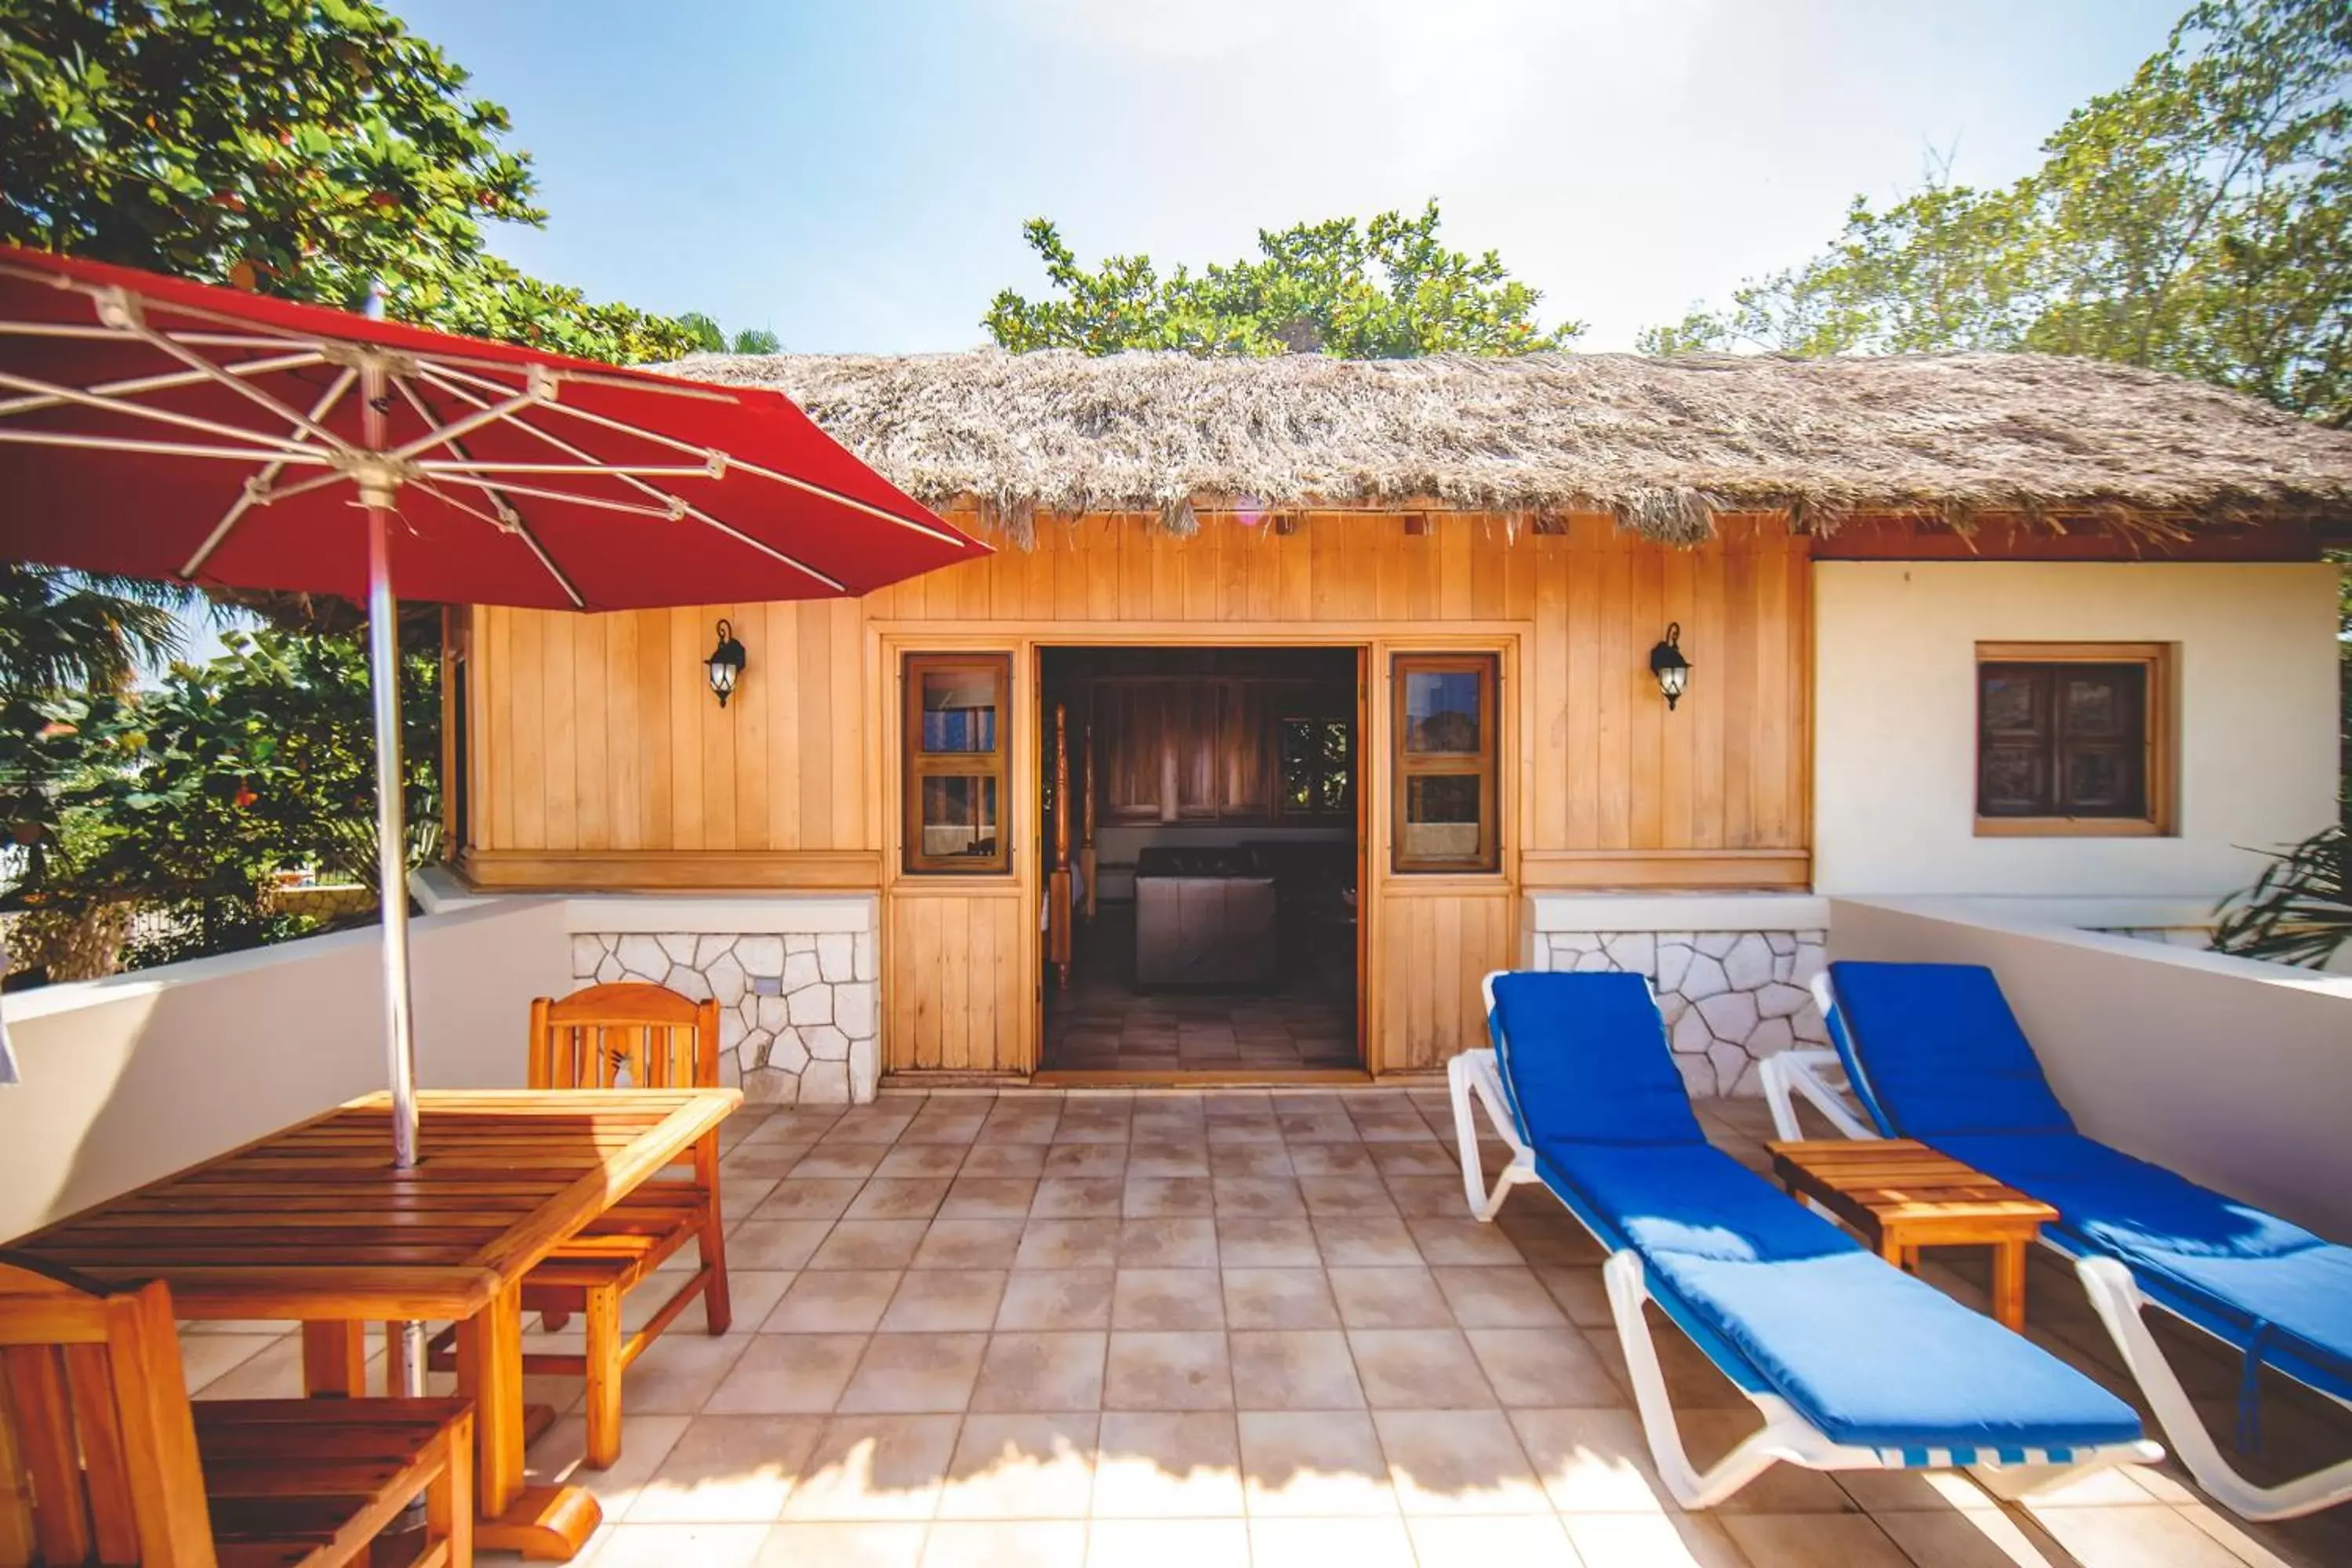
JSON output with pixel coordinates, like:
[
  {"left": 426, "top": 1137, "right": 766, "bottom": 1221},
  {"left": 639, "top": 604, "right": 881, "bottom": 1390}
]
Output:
[{"left": 672, "top": 347, "right": 2352, "bottom": 543}]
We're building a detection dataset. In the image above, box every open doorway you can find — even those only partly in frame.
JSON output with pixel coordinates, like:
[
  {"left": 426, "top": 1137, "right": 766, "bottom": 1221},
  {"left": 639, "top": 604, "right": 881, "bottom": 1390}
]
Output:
[{"left": 1037, "top": 645, "right": 1361, "bottom": 1074}]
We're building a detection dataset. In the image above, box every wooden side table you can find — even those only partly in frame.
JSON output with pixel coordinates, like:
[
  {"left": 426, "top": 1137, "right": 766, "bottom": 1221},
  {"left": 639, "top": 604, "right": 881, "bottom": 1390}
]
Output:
[{"left": 1767, "top": 1138, "right": 2057, "bottom": 1331}]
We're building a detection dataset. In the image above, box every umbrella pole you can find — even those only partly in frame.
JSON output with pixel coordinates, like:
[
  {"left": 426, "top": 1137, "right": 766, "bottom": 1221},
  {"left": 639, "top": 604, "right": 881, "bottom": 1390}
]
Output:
[{"left": 361, "top": 361, "right": 430, "bottom": 1404}]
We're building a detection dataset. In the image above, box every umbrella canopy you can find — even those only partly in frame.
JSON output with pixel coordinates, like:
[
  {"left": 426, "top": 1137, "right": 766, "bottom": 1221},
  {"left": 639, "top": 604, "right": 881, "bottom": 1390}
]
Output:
[
  {"left": 0, "top": 248, "right": 985, "bottom": 1207},
  {"left": 0, "top": 246, "right": 984, "bottom": 604}
]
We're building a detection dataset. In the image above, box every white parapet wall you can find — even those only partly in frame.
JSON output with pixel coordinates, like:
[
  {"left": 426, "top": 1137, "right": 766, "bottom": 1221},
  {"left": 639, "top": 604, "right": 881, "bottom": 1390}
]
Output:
[
  {"left": 0, "top": 896, "right": 570, "bottom": 1243},
  {"left": 1829, "top": 896, "right": 2352, "bottom": 1240},
  {"left": 1525, "top": 895, "right": 1831, "bottom": 1098}
]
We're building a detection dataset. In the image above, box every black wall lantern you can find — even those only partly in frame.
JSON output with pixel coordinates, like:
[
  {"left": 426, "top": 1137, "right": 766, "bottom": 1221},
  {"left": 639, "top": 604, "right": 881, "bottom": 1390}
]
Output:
[
  {"left": 706, "top": 618, "right": 746, "bottom": 707},
  {"left": 1649, "top": 622, "right": 1691, "bottom": 710}
]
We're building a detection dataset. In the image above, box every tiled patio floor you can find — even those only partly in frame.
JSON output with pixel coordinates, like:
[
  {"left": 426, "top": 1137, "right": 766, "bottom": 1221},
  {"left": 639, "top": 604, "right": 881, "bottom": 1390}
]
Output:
[{"left": 182, "top": 1088, "right": 2352, "bottom": 1567}]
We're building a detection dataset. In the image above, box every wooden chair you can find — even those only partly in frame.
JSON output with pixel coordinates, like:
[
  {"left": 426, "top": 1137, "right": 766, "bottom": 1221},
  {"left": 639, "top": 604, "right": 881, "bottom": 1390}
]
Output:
[
  {"left": 0, "top": 1256, "right": 472, "bottom": 1568},
  {"left": 427, "top": 983, "right": 731, "bottom": 1471}
]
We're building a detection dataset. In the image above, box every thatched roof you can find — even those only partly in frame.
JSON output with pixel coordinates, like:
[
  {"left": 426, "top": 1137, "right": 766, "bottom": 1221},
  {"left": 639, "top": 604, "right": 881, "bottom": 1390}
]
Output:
[{"left": 673, "top": 348, "right": 2352, "bottom": 543}]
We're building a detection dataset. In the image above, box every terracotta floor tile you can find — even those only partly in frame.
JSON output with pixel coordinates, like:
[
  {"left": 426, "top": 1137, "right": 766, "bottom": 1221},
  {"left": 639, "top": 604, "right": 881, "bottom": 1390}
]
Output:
[
  {"left": 1083, "top": 1517, "right": 1251, "bottom": 1568},
  {"left": 1112, "top": 1269, "right": 1225, "bottom": 1330},
  {"left": 2024, "top": 1504, "right": 2249, "bottom": 1568},
  {"left": 1404, "top": 1514, "right": 1583, "bottom": 1567},
  {"left": 1123, "top": 1175, "right": 1217, "bottom": 1218},
  {"left": 1872, "top": 1506, "right": 2077, "bottom": 1568},
  {"left": 1505, "top": 1407, "right": 1667, "bottom": 1512},
  {"left": 752, "top": 1522, "right": 927, "bottom": 1568},
  {"left": 1015, "top": 1218, "right": 1124, "bottom": 1271},
  {"left": 1030, "top": 1177, "right": 1127, "bottom": 1220},
  {"left": 1221, "top": 1269, "right": 1341, "bottom": 1330},
  {"left": 764, "top": 1271, "right": 900, "bottom": 1334},
  {"left": 1561, "top": 1511, "right": 1752, "bottom": 1568},
  {"left": 908, "top": 1219, "right": 1025, "bottom": 1271},
  {"left": 959, "top": 1142, "right": 1050, "bottom": 1178},
  {"left": 836, "top": 1332, "right": 987, "bottom": 1414},
  {"left": 728, "top": 1220, "right": 835, "bottom": 1272},
  {"left": 1103, "top": 1330, "right": 1234, "bottom": 1410},
  {"left": 936, "top": 1178, "right": 1037, "bottom": 1220},
  {"left": 702, "top": 1333, "right": 865, "bottom": 1415},
  {"left": 1310, "top": 1214, "right": 1424, "bottom": 1266},
  {"left": 1348, "top": 1327, "right": 1497, "bottom": 1409},
  {"left": 624, "top": 1413, "right": 826, "bottom": 1522},
  {"left": 1463, "top": 1327, "right": 1621, "bottom": 1406},
  {"left": 1229, "top": 1330, "right": 1366, "bottom": 1410},
  {"left": 1719, "top": 1512, "right": 1914, "bottom": 1568},
  {"left": 970, "top": 1330, "right": 1108, "bottom": 1412},
  {"left": 920, "top": 1519, "right": 1087, "bottom": 1567},
  {"left": 583, "top": 1522, "right": 772, "bottom": 1568},
  {"left": 1374, "top": 1408, "right": 1551, "bottom": 1515},
  {"left": 935, "top": 1412, "right": 1101, "bottom": 1519},
  {"left": 879, "top": 1270, "right": 1008, "bottom": 1333},
  {"left": 751, "top": 1178, "right": 866, "bottom": 1221},
  {"left": 1406, "top": 1215, "right": 1527, "bottom": 1266},
  {"left": 1210, "top": 1175, "right": 1306, "bottom": 1218},
  {"left": 1208, "top": 1142, "right": 1295, "bottom": 1178},
  {"left": 1213, "top": 1216, "right": 1321, "bottom": 1269},
  {"left": 1091, "top": 1410, "right": 1246, "bottom": 1517},
  {"left": 1127, "top": 1140, "right": 1213, "bottom": 1178},
  {"left": 527, "top": 1410, "right": 690, "bottom": 1518},
  {"left": 1116, "top": 1217, "right": 1220, "bottom": 1269},
  {"left": 1287, "top": 1143, "right": 1376, "bottom": 1175},
  {"left": 1237, "top": 1410, "right": 1397, "bottom": 1516},
  {"left": 621, "top": 1330, "right": 754, "bottom": 1414},
  {"left": 1247, "top": 1515, "right": 1416, "bottom": 1567},
  {"left": 779, "top": 1412, "right": 960, "bottom": 1521},
  {"left": 1537, "top": 1266, "right": 1614, "bottom": 1327},
  {"left": 1300, "top": 1175, "right": 1402, "bottom": 1216},
  {"left": 808, "top": 1221, "right": 931, "bottom": 1272},
  {"left": 1432, "top": 1265, "right": 1570, "bottom": 1327},
  {"left": 789, "top": 1145, "right": 891, "bottom": 1181},
  {"left": 1329, "top": 1267, "right": 1454, "bottom": 1329},
  {"left": 871, "top": 1145, "right": 969, "bottom": 1180},
  {"left": 994, "top": 1269, "right": 1116, "bottom": 1330}
]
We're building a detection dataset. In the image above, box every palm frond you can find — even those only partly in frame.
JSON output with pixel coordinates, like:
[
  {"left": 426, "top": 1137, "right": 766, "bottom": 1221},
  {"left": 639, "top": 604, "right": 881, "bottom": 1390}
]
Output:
[{"left": 2211, "top": 826, "right": 2352, "bottom": 969}]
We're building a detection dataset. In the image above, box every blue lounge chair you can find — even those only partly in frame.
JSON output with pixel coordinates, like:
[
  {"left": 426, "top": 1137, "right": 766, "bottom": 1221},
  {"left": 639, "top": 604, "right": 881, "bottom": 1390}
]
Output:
[
  {"left": 1773, "top": 960, "right": 2352, "bottom": 1520},
  {"left": 1448, "top": 970, "right": 2157, "bottom": 1508}
]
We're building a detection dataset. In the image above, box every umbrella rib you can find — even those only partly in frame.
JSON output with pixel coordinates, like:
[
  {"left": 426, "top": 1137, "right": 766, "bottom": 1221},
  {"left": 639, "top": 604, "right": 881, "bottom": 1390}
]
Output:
[
  {"left": 390, "top": 374, "right": 586, "bottom": 611},
  {"left": 0, "top": 427, "right": 334, "bottom": 463},
  {"left": 384, "top": 391, "right": 537, "bottom": 462},
  {"left": 422, "top": 361, "right": 966, "bottom": 548},
  {"left": 412, "top": 366, "right": 847, "bottom": 592},
  {"left": 0, "top": 366, "right": 325, "bottom": 457},
  {"left": 422, "top": 471, "right": 686, "bottom": 518},
  {"left": 410, "top": 460, "right": 718, "bottom": 477},
  {"left": 124, "top": 321, "right": 349, "bottom": 451},
  {"left": 0, "top": 350, "right": 322, "bottom": 419},
  {"left": 181, "top": 366, "right": 359, "bottom": 580}
]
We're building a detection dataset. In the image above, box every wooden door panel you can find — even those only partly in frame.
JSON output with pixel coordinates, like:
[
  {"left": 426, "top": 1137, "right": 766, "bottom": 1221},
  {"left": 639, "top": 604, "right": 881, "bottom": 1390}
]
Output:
[
  {"left": 884, "top": 891, "right": 1027, "bottom": 1073},
  {"left": 1374, "top": 890, "right": 1515, "bottom": 1071}
]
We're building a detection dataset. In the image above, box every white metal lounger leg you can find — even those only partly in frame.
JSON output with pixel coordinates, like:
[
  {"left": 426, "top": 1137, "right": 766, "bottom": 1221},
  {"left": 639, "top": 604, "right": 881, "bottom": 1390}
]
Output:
[
  {"left": 1448, "top": 1047, "right": 1541, "bottom": 1222},
  {"left": 2074, "top": 1256, "right": 2352, "bottom": 1521},
  {"left": 1759, "top": 1046, "right": 1881, "bottom": 1144},
  {"left": 1601, "top": 1251, "right": 1817, "bottom": 1508}
]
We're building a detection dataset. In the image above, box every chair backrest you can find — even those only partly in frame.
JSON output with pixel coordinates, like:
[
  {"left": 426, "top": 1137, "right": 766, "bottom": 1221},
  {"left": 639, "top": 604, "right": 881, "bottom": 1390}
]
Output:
[
  {"left": 0, "top": 1257, "right": 216, "bottom": 1567},
  {"left": 529, "top": 982, "right": 721, "bottom": 1091},
  {"left": 1482, "top": 970, "right": 1706, "bottom": 1149},
  {"left": 1824, "top": 961, "right": 2077, "bottom": 1138}
]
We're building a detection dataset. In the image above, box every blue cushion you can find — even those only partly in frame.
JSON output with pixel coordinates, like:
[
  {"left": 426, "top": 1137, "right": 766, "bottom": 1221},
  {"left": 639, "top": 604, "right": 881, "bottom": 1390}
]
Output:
[
  {"left": 1938, "top": 1134, "right": 2352, "bottom": 1402},
  {"left": 1542, "top": 1142, "right": 2147, "bottom": 1452},
  {"left": 1828, "top": 963, "right": 2076, "bottom": 1137},
  {"left": 1489, "top": 971, "right": 1704, "bottom": 1147}
]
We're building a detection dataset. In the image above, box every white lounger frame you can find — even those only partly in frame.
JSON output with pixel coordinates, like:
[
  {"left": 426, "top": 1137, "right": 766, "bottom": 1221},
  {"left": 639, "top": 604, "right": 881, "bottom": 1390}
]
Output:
[
  {"left": 1450, "top": 971, "right": 2160, "bottom": 1510},
  {"left": 1760, "top": 971, "right": 2352, "bottom": 1521}
]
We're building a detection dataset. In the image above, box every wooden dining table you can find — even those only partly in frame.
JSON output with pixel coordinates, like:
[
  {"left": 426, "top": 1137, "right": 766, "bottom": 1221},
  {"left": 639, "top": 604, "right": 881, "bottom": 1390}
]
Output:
[{"left": 3, "top": 1086, "right": 740, "bottom": 1561}]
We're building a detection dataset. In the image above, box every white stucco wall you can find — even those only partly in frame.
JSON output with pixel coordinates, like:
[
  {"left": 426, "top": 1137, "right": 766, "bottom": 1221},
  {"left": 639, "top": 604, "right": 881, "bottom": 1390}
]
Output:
[{"left": 1813, "top": 561, "right": 2341, "bottom": 898}]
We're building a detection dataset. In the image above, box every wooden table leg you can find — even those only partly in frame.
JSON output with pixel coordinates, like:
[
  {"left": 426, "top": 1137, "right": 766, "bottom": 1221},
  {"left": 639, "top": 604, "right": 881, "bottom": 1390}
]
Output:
[
  {"left": 1991, "top": 1240, "right": 2028, "bottom": 1331},
  {"left": 456, "top": 1281, "right": 600, "bottom": 1560},
  {"left": 299, "top": 1321, "right": 366, "bottom": 1396}
]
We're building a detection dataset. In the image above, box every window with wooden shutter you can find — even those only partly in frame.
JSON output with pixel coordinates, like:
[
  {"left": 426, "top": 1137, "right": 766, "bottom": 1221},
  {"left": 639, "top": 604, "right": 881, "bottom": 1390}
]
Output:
[
  {"left": 1975, "top": 644, "right": 2172, "bottom": 836},
  {"left": 1392, "top": 653, "right": 1500, "bottom": 872},
  {"left": 904, "top": 654, "right": 1011, "bottom": 873}
]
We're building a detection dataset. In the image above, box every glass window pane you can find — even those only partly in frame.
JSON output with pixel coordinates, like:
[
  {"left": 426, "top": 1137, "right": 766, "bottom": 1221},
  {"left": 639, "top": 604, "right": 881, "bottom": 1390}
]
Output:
[
  {"left": 920, "top": 775, "right": 1000, "bottom": 859},
  {"left": 1980, "top": 670, "right": 2042, "bottom": 735},
  {"left": 920, "top": 669, "right": 1000, "bottom": 753},
  {"left": 1280, "top": 717, "right": 1351, "bottom": 814},
  {"left": 1403, "top": 773, "right": 1483, "bottom": 861},
  {"left": 1403, "top": 670, "right": 1481, "bottom": 754}
]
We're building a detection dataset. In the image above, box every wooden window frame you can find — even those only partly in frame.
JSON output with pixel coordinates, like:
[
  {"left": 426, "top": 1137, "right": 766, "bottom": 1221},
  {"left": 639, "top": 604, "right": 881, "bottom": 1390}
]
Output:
[
  {"left": 1973, "top": 641, "right": 2175, "bottom": 838},
  {"left": 1391, "top": 652, "right": 1501, "bottom": 873},
  {"left": 903, "top": 652, "right": 1013, "bottom": 873}
]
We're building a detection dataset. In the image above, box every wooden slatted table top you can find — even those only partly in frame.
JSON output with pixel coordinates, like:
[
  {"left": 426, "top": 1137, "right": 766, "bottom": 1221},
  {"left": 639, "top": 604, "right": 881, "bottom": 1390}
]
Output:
[
  {"left": 3, "top": 1088, "right": 740, "bottom": 1322},
  {"left": 1766, "top": 1138, "right": 2058, "bottom": 1232}
]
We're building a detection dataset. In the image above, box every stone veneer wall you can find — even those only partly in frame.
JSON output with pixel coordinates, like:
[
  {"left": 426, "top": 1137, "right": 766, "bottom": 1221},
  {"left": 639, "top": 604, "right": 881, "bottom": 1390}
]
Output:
[
  {"left": 1531, "top": 930, "right": 1828, "bottom": 1098},
  {"left": 571, "top": 930, "right": 877, "bottom": 1105}
]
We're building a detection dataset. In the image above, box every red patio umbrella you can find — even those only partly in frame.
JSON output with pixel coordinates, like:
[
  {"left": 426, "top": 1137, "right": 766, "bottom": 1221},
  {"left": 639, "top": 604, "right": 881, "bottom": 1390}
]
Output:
[{"left": 0, "top": 246, "right": 985, "bottom": 1173}]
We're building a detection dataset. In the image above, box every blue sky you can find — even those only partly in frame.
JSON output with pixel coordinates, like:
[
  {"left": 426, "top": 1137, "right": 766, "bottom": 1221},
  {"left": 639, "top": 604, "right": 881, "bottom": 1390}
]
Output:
[{"left": 395, "top": 0, "right": 2184, "bottom": 354}]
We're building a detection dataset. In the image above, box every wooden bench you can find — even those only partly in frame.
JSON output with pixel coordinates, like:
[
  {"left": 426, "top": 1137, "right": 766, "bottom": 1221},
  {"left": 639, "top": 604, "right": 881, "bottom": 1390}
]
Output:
[
  {"left": 0, "top": 1257, "right": 472, "bottom": 1568},
  {"left": 425, "top": 984, "right": 731, "bottom": 1470}
]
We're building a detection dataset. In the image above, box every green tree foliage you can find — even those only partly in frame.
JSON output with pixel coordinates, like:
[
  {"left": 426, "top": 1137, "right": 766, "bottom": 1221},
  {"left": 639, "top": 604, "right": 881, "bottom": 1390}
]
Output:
[
  {"left": 1639, "top": 0, "right": 2350, "bottom": 425},
  {"left": 16, "top": 628, "right": 439, "bottom": 966},
  {"left": 985, "top": 201, "right": 1581, "bottom": 358},
  {"left": 0, "top": 0, "right": 701, "bottom": 364}
]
